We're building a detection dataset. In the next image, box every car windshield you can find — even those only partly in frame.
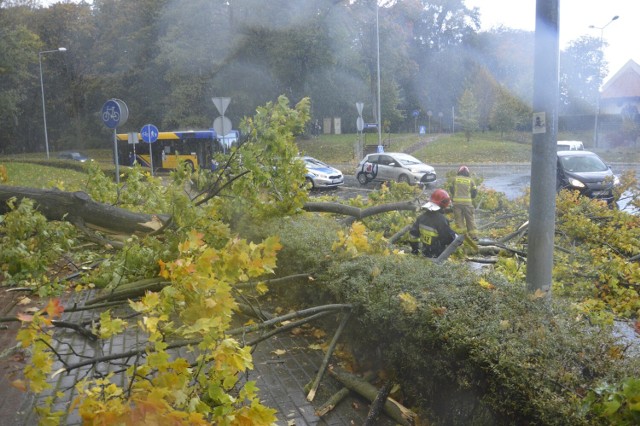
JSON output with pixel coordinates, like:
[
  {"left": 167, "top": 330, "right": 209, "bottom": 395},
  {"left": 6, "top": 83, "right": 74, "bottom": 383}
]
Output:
[
  {"left": 393, "top": 154, "right": 422, "bottom": 166},
  {"left": 560, "top": 154, "right": 608, "bottom": 172},
  {"left": 303, "top": 157, "right": 327, "bottom": 168}
]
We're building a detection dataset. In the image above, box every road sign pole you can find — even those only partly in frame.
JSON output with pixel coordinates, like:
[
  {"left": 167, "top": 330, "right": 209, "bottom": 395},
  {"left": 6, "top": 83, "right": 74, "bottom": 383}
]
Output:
[
  {"left": 140, "top": 124, "right": 159, "bottom": 175},
  {"left": 145, "top": 125, "right": 154, "bottom": 176},
  {"left": 101, "top": 99, "right": 129, "bottom": 197},
  {"left": 113, "top": 129, "right": 120, "bottom": 187}
]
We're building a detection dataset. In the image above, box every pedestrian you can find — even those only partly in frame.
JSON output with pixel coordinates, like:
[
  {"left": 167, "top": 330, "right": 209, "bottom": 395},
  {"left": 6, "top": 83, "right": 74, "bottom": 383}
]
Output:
[
  {"left": 408, "top": 189, "right": 457, "bottom": 258},
  {"left": 451, "top": 165, "right": 477, "bottom": 239}
]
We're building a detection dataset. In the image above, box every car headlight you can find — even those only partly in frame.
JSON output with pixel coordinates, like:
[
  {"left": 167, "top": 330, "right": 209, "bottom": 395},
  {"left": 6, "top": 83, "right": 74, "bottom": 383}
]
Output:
[{"left": 568, "top": 177, "right": 585, "bottom": 188}]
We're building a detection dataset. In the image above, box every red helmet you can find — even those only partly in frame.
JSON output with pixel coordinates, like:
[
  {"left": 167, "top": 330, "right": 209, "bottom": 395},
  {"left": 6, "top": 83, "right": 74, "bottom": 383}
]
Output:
[
  {"left": 458, "top": 165, "right": 470, "bottom": 176},
  {"left": 430, "top": 189, "right": 451, "bottom": 209}
]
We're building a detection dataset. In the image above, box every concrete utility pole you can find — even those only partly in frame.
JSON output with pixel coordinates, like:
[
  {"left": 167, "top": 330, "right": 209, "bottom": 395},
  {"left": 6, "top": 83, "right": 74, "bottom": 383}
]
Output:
[
  {"left": 375, "top": 3, "right": 382, "bottom": 150},
  {"left": 526, "top": 0, "right": 559, "bottom": 296}
]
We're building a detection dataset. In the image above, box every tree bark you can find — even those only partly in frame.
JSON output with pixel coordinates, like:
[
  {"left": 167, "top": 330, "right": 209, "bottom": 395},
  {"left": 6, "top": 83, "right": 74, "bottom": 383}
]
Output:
[
  {"left": 328, "top": 367, "right": 416, "bottom": 426},
  {"left": 303, "top": 201, "right": 418, "bottom": 219},
  {"left": 0, "top": 186, "right": 423, "bottom": 235},
  {"left": 364, "top": 379, "right": 394, "bottom": 426},
  {"left": 0, "top": 185, "right": 167, "bottom": 235},
  {"left": 307, "top": 311, "right": 351, "bottom": 401}
]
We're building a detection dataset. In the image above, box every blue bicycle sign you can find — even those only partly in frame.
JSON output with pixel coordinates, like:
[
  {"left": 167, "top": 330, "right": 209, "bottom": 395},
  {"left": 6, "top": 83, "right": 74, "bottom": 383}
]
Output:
[
  {"left": 101, "top": 99, "right": 128, "bottom": 129},
  {"left": 103, "top": 105, "right": 119, "bottom": 122}
]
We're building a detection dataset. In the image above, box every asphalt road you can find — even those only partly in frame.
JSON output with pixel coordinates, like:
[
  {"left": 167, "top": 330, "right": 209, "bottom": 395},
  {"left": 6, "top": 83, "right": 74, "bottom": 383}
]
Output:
[{"left": 325, "top": 163, "right": 639, "bottom": 206}]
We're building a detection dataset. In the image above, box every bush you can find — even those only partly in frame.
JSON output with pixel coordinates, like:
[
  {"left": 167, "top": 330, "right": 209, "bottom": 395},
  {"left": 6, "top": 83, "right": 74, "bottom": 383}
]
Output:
[{"left": 318, "top": 254, "right": 640, "bottom": 425}]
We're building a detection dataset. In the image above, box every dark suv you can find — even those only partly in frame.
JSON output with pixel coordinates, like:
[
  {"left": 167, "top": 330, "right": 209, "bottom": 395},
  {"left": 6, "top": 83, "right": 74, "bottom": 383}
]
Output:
[{"left": 556, "top": 150, "right": 617, "bottom": 206}]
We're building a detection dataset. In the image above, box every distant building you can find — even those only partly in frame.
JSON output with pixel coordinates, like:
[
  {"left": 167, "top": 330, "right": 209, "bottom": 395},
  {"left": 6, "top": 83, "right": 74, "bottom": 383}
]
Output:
[{"left": 599, "top": 59, "right": 640, "bottom": 147}]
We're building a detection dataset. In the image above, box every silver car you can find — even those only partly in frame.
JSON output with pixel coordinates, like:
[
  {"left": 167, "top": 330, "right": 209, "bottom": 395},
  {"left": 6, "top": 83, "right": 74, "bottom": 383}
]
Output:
[{"left": 356, "top": 152, "right": 437, "bottom": 186}]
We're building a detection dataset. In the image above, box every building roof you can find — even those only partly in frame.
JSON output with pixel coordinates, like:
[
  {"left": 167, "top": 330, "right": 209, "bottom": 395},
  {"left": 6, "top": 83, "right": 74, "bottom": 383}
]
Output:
[{"left": 601, "top": 60, "right": 640, "bottom": 99}]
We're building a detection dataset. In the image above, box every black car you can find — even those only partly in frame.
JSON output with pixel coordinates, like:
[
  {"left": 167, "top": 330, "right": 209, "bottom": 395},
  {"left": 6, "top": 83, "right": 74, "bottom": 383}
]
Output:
[{"left": 556, "top": 150, "right": 617, "bottom": 205}]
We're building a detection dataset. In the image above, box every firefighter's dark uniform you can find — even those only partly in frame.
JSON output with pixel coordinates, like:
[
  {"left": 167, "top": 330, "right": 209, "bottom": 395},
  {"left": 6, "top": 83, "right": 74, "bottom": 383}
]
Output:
[{"left": 408, "top": 209, "right": 456, "bottom": 258}]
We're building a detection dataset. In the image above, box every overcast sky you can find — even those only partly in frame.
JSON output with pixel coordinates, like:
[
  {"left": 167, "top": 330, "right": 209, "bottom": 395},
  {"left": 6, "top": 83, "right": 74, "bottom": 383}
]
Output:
[{"left": 465, "top": 0, "right": 636, "bottom": 83}]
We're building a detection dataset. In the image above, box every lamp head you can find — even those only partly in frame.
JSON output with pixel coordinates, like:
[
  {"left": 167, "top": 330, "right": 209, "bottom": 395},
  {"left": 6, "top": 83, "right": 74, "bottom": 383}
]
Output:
[
  {"left": 58, "top": 47, "right": 67, "bottom": 52},
  {"left": 612, "top": 15, "right": 619, "bottom": 21}
]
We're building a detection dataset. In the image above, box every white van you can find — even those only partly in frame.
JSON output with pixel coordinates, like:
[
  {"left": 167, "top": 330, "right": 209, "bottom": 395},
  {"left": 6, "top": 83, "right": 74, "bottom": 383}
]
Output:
[{"left": 557, "top": 140, "right": 584, "bottom": 151}]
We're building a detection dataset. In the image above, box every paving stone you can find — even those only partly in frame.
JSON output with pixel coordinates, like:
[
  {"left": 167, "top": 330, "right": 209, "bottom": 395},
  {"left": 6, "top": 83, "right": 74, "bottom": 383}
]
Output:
[{"left": 2, "top": 289, "right": 399, "bottom": 425}]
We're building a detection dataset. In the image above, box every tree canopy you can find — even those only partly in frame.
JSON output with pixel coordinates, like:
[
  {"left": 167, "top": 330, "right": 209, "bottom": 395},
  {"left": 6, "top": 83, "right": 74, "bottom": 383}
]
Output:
[{"left": 0, "top": 0, "right": 605, "bottom": 154}]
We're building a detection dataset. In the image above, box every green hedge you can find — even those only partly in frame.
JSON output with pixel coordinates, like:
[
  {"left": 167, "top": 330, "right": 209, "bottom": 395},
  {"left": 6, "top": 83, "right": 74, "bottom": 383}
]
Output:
[{"left": 262, "top": 215, "right": 640, "bottom": 425}]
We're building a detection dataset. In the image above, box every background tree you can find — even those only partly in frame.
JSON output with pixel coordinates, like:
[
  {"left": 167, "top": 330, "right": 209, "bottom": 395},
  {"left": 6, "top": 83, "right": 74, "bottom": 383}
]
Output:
[
  {"left": 491, "top": 86, "right": 532, "bottom": 138},
  {"left": 466, "top": 66, "right": 499, "bottom": 131},
  {"left": 0, "top": 23, "right": 40, "bottom": 154},
  {"left": 457, "top": 88, "right": 479, "bottom": 142},
  {"left": 472, "top": 27, "right": 535, "bottom": 105},
  {"left": 559, "top": 35, "right": 605, "bottom": 116}
]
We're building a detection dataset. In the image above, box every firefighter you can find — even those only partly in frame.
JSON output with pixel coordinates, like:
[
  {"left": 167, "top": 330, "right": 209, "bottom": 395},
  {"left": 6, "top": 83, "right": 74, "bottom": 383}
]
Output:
[
  {"left": 409, "top": 189, "right": 457, "bottom": 258},
  {"left": 451, "top": 165, "right": 477, "bottom": 239}
]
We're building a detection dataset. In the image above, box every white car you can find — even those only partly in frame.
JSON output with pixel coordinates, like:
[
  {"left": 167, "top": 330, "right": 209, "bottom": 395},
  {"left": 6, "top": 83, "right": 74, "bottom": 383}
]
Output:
[
  {"left": 557, "top": 140, "right": 584, "bottom": 151},
  {"left": 298, "top": 156, "right": 344, "bottom": 189},
  {"left": 356, "top": 152, "right": 437, "bottom": 186}
]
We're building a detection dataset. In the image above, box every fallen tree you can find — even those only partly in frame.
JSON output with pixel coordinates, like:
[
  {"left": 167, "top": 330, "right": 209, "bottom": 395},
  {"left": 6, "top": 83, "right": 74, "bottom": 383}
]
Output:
[{"left": 0, "top": 185, "right": 166, "bottom": 235}]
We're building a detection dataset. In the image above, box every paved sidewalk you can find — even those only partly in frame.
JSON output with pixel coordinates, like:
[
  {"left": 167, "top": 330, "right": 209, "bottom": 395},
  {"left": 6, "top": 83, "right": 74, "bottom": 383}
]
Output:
[{"left": 1, "top": 288, "right": 395, "bottom": 425}]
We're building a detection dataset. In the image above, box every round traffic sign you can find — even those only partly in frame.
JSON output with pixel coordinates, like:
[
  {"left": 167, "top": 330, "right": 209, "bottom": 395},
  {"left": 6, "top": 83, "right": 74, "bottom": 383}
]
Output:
[
  {"left": 140, "top": 124, "right": 159, "bottom": 143},
  {"left": 101, "top": 98, "right": 129, "bottom": 129},
  {"left": 213, "top": 116, "right": 233, "bottom": 136}
]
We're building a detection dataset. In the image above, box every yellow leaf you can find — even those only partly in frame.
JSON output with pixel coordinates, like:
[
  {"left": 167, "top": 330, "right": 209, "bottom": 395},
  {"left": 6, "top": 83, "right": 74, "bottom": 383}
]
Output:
[
  {"left": 255, "top": 282, "right": 269, "bottom": 295},
  {"left": 432, "top": 306, "right": 447, "bottom": 316},
  {"left": 272, "top": 349, "right": 286, "bottom": 356},
  {"left": 398, "top": 292, "right": 418, "bottom": 313},
  {"left": 478, "top": 279, "right": 496, "bottom": 290},
  {"left": 311, "top": 328, "right": 326, "bottom": 339},
  {"left": 532, "top": 289, "right": 548, "bottom": 299},
  {"left": 11, "top": 380, "right": 27, "bottom": 392}
]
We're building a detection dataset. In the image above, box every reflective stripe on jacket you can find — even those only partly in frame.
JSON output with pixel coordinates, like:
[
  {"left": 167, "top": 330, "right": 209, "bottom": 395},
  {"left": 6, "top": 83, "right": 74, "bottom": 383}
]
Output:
[
  {"left": 418, "top": 224, "right": 438, "bottom": 245},
  {"left": 453, "top": 176, "right": 475, "bottom": 205}
]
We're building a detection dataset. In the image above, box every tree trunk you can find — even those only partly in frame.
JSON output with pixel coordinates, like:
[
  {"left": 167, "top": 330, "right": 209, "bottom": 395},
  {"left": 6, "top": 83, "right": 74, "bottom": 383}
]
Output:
[
  {"left": 328, "top": 367, "right": 416, "bottom": 425},
  {"left": 0, "top": 185, "right": 166, "bottom": 234}
]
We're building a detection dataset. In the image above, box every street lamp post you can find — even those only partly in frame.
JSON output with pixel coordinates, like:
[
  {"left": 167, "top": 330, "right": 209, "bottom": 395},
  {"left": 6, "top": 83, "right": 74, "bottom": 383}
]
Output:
[
  {"left": 39, "top": 47, "right": 67, "bottom": 159},
  {"left": 589, "top": 15, "right": 619, "bottom": 148}
]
